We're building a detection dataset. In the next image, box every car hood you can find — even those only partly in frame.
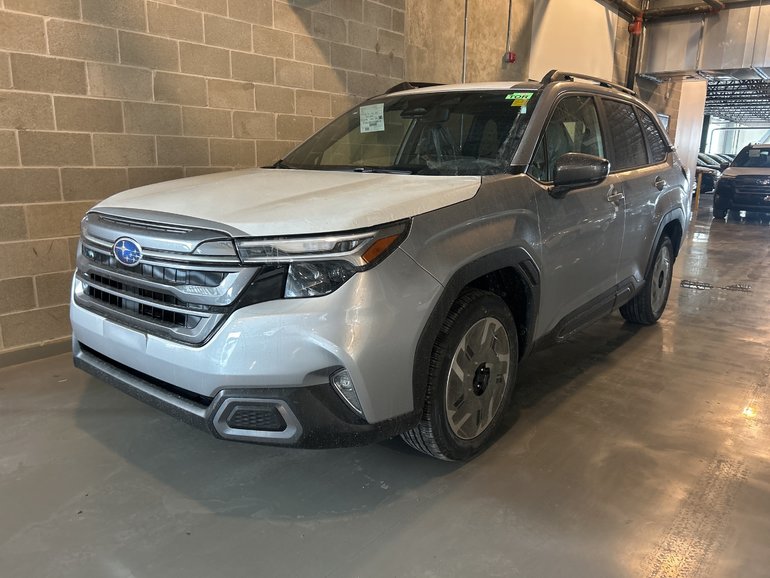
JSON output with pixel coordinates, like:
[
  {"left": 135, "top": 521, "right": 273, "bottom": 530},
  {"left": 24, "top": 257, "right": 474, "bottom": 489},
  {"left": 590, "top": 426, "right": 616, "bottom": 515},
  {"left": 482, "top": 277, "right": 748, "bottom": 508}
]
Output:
[
  {"left": 721, "top": 167, "right": 770, "bottom": 178},
  {"left": 95, "top": 168, "right": 481, "bottom": 236}
]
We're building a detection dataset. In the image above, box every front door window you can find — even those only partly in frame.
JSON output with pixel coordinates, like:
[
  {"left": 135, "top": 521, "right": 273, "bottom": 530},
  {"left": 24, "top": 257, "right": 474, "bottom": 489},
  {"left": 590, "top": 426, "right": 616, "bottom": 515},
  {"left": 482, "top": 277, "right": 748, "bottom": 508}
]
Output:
[{"left": 529, "top": 96, "right": 604, "bottom": 182}]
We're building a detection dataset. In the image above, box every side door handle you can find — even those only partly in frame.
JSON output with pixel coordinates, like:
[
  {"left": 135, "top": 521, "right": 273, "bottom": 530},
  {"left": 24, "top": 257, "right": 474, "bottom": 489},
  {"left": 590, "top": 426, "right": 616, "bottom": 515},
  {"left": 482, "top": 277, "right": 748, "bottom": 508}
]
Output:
[
  {"left": 655, "top": 177, "right": 667, "bottom": 191},
  {"left": 607, "top": 185, "right": 624, "bottom": 203}
]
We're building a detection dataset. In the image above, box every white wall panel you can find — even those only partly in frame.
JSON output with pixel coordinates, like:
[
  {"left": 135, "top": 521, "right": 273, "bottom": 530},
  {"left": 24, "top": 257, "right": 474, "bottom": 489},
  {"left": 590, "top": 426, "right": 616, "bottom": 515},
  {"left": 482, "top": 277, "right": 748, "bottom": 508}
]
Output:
[
  {"left": 642, "top": 17, "right": 701, "bottom": 75},
  {"left": 642, "top": 4, "right": 770, "bottom": 75},
  {"left": 529, "top": 0, "right": 618, "bottom": 80},
  {"left": 675, "top": 79, "right": 708, "bottom": 189}
]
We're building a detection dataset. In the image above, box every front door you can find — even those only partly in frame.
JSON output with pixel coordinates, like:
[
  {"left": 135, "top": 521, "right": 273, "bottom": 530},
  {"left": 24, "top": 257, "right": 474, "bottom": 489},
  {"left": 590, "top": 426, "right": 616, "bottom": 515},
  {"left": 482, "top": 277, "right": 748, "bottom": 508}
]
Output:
[{"left": 527, "top": 94, "right": 625, "bottom": 337}]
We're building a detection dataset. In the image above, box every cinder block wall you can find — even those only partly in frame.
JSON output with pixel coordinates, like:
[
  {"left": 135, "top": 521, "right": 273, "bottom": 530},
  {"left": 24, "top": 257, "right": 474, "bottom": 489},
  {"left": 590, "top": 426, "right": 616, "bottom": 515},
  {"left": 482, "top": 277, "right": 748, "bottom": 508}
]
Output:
[
  {"left": 613, "top": 14, "right": 630, "bottom": 86},
  {"left": 637, "top": 77, "right": 683, "bottom": 140},
  {"left": 0, "top": 0, "right": 406, "bottom": 360}
]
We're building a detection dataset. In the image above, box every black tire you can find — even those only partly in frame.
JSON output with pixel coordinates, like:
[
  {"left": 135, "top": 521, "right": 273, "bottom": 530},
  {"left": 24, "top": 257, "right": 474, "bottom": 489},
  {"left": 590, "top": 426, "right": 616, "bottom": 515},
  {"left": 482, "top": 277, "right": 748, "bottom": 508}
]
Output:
[
  {"left": 401, "top": 289, "right": 518, "bottom": 461},
  {"left": 620, "top": 236, "right": 674, "bottom": 325},
  {"left": 713, "top": 207, "right": 727, "bottom": 219}
]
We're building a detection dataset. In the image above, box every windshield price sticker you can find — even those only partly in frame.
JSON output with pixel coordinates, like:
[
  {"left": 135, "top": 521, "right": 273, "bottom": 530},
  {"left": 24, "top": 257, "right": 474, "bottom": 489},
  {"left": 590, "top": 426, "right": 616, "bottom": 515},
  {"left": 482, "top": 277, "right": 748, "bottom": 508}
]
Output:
[
  {"left": 359, "top": 103, "right": 385, "bottom": 133},
  {"left": 506, "top": 92, "right": 533, "bottom": 108}
]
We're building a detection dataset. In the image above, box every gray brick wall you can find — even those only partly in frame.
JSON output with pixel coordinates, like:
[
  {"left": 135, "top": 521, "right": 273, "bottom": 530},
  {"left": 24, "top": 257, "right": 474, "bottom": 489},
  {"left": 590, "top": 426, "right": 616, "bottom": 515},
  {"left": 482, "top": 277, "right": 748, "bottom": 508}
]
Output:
[
  {"left": 637, "top": 77, "right": 684, "bottom": 140},
  {"left": 613, "top": 13, "right": 630, "bottom": 86},
  {"left": 0, "top": 0, "right": 406, "bottom": 356}
]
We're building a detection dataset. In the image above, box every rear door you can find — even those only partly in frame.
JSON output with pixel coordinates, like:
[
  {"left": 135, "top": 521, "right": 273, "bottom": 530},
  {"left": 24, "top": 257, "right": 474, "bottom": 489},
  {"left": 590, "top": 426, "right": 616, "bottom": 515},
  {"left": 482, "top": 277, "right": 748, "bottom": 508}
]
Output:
[
  {"left": 600, "top": 98, "right": 675, "bottom": 285},
  {"left": 529, "top": 94, "right": 626, "bottom": 337}
]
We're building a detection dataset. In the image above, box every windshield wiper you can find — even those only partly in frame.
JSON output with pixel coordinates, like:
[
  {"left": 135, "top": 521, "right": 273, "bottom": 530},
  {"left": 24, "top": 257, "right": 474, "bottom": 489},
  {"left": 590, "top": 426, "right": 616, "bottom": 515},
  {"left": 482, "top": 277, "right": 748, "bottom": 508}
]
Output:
[
  {"left": 268, "top": 162, "right": 413, "bottom": 174},
  {"left": 352, "top": 166, "right": 414, "bottom": 175}
]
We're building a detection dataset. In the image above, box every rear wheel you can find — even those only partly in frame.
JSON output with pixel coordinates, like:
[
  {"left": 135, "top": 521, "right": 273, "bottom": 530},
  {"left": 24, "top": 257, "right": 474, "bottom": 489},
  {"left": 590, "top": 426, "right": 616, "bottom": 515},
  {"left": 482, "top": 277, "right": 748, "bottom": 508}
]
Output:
[
  {"left": 620, "top": 236, "right": 674, "bottom": 325},
  {"left": 401, "top": 289, "right": 517, "bottom": 461}
]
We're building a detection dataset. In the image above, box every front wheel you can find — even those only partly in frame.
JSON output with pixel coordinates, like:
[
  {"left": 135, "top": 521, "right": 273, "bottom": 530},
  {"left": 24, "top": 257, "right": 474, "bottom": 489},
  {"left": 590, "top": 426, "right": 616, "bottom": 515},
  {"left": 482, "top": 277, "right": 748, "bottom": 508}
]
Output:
[
  {"left": 620, "top": 236, "right": 674, "bottom": 325},
  {"left": 401, "top": 289, "right": 518, "bottom": 461}
]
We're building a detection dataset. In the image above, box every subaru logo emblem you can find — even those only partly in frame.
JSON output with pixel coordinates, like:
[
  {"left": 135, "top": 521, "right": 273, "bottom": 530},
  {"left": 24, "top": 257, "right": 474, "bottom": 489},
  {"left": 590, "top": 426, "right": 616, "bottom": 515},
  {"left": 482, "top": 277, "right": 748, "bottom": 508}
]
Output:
[{"left": 113, "top": 237, "right": 142, "bottom": 267}]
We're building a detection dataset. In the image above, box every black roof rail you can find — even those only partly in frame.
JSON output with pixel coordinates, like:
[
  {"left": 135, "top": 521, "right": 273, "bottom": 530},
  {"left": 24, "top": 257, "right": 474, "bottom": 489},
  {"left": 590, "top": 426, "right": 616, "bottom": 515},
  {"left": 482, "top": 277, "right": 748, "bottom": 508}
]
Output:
[
  {"left": 540, "top": 70, "right": 637, "bottom": 97},
  {"left": 384, "top": 81, "right": 443, "bottom": 94}
]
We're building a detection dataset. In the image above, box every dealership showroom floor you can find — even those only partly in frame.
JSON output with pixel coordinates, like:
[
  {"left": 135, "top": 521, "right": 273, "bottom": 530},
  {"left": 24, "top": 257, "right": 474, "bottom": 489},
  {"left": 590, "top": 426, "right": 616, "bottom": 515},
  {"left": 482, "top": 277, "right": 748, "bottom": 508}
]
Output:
[{"left": 1, "top": 198, "right": 769, "bottom": 578}]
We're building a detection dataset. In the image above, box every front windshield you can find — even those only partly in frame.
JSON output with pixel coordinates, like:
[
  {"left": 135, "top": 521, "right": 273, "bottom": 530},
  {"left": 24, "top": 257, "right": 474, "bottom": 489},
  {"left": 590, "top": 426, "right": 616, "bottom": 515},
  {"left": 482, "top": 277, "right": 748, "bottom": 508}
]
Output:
[
  {"left": 281, "top": 89, "right": 538, "bottom": 176},
  {"left": 732, "top": 147, "right": 770, "bottom": 168}
]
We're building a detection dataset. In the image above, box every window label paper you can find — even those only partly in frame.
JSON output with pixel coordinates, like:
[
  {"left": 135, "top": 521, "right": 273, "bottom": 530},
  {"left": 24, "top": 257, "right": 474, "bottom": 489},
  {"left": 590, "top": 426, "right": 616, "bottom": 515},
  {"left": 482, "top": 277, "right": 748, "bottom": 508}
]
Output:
[{"left": 360, "top": 103, "right": 385, "bottom": 133}]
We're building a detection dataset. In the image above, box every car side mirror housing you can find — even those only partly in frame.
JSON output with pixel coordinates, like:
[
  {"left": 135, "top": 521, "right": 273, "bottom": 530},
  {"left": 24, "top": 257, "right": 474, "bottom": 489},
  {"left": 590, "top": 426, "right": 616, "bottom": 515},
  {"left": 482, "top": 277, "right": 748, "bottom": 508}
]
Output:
[{"left": 549, "top": 152, "right": 610, "bottom": 198}]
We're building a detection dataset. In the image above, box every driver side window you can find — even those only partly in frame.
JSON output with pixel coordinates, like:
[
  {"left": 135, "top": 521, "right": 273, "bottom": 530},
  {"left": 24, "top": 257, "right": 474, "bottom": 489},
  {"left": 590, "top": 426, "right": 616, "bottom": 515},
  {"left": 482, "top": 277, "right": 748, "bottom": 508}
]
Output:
[{"left": 529, "top": 95, "right": 604, "bottom": 183}]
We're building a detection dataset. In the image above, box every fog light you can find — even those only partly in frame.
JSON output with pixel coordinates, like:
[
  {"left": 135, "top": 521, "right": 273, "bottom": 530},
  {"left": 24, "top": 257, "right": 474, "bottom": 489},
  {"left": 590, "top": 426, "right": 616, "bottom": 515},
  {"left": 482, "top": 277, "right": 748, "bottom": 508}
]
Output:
[{"left": 330, "top": 369, "right": 363, "bottom": 415}]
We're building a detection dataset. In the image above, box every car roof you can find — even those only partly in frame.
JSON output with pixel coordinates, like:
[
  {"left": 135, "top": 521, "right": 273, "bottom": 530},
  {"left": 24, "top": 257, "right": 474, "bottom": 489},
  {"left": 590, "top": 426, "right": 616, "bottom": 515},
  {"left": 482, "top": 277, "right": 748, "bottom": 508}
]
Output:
[
  {"left": 386, "top": 81, "right": 542, "bottom": 96},
  {"left": 383, "top": 71, "right": 639, "bottom": 99}
]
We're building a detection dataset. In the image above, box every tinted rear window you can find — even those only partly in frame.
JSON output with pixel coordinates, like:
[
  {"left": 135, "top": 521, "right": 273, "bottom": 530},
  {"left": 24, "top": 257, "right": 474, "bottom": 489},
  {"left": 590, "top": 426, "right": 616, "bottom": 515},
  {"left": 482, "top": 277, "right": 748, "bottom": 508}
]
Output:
[
  {"left": 638, "top": 109, "right": 667, "bottom": 164},
  {"left": 603, "top": 99, "right": 648, "bottom": 171}
]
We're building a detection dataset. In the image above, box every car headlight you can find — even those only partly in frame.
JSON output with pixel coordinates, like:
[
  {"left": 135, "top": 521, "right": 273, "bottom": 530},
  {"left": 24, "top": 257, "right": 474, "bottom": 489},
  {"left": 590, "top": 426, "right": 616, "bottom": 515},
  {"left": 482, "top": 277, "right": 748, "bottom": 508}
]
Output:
[
  {"left": 285, "top": 261, "right": 356, "bottom": 297},
  {"left": 235, "top": 220, "right": 410, "bottom": 298}
]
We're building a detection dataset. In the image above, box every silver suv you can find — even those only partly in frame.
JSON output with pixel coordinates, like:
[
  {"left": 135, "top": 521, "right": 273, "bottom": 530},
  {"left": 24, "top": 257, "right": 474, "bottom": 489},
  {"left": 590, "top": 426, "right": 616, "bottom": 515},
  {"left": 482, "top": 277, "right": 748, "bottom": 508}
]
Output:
[{"left": 71, "top": 71, "right": 690, "bottom": 460}]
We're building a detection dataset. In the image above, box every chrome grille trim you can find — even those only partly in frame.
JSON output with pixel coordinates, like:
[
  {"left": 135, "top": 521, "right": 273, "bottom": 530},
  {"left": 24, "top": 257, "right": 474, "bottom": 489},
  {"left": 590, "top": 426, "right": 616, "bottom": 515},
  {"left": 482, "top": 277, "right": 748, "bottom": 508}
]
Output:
[
  {"left": 79, "top": 242, "right": 251, "bottom": 305},
  {"left": 83, "top": 212, "right": 242, "bottom": 257},
  {"left": 82, "top": 233, "right": 241, "bottom": 267}
]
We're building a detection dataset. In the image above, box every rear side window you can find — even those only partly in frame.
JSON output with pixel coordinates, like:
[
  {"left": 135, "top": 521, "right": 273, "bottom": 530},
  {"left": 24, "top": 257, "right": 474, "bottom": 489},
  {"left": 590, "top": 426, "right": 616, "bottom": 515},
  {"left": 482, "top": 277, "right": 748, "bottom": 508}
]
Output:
[
  {"left": 638, "top": 109, "right": 668, "bottom": 163},
  {"left": 529, "top": 95, "right": 604, "bottom": 182},
  {"left": 603, "top": 99, "right": 648, "bottom": 171}
]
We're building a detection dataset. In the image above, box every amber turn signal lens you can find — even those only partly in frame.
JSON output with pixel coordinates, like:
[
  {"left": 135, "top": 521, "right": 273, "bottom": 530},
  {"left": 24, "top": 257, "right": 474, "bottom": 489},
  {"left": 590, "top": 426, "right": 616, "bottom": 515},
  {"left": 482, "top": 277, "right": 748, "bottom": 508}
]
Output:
[{"left": 362, "top": 234, "right": 401, "bottom": 264}]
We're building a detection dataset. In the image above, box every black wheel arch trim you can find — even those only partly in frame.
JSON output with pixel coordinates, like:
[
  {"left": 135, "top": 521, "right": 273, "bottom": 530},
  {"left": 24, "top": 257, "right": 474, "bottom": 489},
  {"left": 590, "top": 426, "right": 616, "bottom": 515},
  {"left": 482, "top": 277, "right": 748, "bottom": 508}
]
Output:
[
  {"left": 644, "top": 207, "right": 685, "bottom": 280},
  {"left": 410, "top": 247, "right": 540, "bottom": 417}
]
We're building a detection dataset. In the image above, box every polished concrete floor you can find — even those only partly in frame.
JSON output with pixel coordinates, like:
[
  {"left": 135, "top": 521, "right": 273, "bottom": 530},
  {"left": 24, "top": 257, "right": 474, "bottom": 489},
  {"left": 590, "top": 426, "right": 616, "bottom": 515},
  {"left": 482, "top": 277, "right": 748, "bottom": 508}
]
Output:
[{"left": 2, "top": 197, "right": 769, "bottom": 578}]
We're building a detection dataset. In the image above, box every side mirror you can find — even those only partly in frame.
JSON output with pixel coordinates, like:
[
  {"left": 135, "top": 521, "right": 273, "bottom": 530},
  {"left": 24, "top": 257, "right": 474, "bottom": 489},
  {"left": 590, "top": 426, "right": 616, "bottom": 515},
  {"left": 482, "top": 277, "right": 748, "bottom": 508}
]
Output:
[{"left": 550, "top": 152, "right": 610, "bottom": 198}]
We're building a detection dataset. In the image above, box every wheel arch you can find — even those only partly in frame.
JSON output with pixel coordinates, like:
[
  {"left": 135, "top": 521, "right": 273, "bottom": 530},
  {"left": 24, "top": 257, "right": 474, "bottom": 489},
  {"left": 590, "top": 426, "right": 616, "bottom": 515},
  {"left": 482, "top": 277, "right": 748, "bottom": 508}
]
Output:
[
  {"left": 644, "top": 207, "right": 685, "bottom": 279},
  {"left": 410, "top": 247, "right": 540, "bottom": 415},
  {"left": 662, "top": 215, "right": 684, "bottom": 257}
]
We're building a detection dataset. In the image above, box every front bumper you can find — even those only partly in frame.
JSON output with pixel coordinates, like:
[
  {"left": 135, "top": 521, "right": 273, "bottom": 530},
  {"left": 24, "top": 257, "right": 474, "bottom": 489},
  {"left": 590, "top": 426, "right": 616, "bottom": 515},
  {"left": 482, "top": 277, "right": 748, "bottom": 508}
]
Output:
[
  {"left": 70, "top": 247, "right": 443, "bottom": 446},
  {"left": 74, "top": 341, "right": 417, "bottom": 448}
]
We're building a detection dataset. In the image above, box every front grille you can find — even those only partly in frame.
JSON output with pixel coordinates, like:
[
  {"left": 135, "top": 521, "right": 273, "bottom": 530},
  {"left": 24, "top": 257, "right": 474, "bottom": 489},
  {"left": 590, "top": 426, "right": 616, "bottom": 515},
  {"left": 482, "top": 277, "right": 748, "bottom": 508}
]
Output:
[
  {"left": 74, "top": 212, "right": 263, "bottom": 345},
  {"left": 89, "top": 272, "right": 187, "bottom": 308},
  {"left": 84, "top": 247, "right": 226, "bottom": 287},
  {"left": 734, "top": 189, "right": 770, "bottom": 207},
  {"left": 85, "top": 274, "right": 200, "bottom": 329},
  {"left": 733, "top": 177, "right": 770, "bottom": 206}
]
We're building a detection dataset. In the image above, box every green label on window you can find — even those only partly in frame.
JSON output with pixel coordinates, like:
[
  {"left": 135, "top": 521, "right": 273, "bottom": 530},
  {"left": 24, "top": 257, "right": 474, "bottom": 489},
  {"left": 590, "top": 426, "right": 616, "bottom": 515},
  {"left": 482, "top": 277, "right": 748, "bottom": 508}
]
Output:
[{"left": 505, "top": 92, "right": 533, "bottom": 101}]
